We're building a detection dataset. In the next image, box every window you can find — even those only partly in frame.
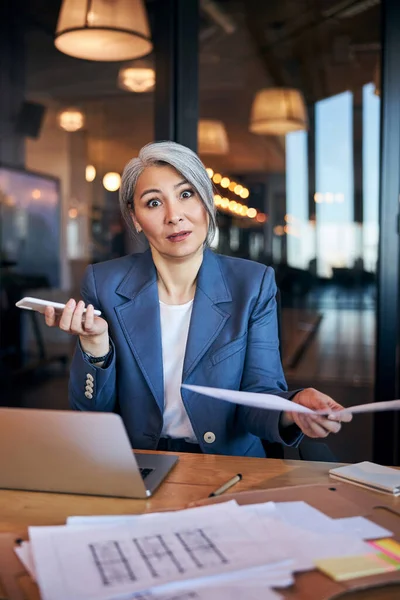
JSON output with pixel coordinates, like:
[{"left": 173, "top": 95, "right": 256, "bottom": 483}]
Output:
[
  {"left": 286, "top": 131, "right": 314, "bottom": 270},
  {"left": 362, "top": 83, "right": 380, "bottom": 273},
  {"left": 315, "top": 91, "right": 354, "bottom": 277}
]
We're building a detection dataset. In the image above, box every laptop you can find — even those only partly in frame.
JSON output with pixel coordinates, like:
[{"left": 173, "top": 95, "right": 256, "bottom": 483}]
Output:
[{"left": 0, "top": 408, "right": 178, "bottom": 499}]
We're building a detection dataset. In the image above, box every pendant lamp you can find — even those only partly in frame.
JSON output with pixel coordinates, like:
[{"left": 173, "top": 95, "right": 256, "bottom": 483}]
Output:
[
  {"left": 250, "top": 88, "right": 308, "bottom": 135},
  {"left": 118, "top": 66, "right": 155, "bottom": 93},
  {"left": 58, "top": 107, "right": 85, "bottom": 132},
  {"left": 55, "top": 0, "right": 152, "bottom": 62},
  {"left": 198, "top": 120, "right": 229, "bottom": 155}
]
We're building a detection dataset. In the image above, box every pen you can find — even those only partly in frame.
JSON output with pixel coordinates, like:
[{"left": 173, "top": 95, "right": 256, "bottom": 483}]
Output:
[{"left": 208, "top": 473, "right": 242, "bottom": 497}]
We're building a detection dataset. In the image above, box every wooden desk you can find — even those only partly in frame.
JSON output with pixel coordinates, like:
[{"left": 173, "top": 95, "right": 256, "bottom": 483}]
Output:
[
  {"left": 0, "top": 452, "right": 336, "bottom": 537},
  {"left": 1, "top": 452, "right": 399, "bottom": 600}
]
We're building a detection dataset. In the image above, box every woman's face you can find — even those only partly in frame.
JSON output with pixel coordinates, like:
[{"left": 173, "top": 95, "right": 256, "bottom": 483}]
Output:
[{"left": 132, "top": 165, "right": 209, "bottom": 260}]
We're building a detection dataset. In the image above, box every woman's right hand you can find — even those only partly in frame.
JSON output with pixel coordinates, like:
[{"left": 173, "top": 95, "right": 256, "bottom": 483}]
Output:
[{"left": 44, "top": 298, "right": 109, "bottom": 357}]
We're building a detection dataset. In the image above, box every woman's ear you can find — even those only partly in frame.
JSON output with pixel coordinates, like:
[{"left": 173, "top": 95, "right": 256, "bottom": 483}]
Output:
[{"left": 131, "top": 213, "right": 142, "bottom": 234}]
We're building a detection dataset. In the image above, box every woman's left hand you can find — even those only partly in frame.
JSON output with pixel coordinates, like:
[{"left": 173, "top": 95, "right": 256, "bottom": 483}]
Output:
[{"left": 281, "top": 388, "right": 352, "bottom": 438}]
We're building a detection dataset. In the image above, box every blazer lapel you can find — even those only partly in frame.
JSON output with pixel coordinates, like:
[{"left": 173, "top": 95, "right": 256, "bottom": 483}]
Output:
[
  {"left": 183, "top": 249, "right": 232, "bottom": 380},
  {"left": 115, "top": 251, "right": 164, "bottom": 413}
]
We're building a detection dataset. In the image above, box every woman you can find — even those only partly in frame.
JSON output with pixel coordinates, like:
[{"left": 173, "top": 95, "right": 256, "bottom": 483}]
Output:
[{"left": 45, "top": 141, "right": 351, "bottom": 456}]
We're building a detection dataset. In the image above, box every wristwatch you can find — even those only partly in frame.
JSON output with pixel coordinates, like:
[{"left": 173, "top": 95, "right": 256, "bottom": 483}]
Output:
[{"left": 83, "top": 346, "right": 112, "bottom": 364}]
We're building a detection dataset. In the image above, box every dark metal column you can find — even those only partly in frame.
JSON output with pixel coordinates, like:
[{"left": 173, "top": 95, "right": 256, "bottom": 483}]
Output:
[
  {"left": 0, "top": 0, "right": 25, "bottom": 168},
  {"left": 153, "top": 0, "right": 199, "bottom": 151},
  {"left": 307, "top": 104, "right": 318, "bottom": 276},
  {"left": 373, "top": 0, "right": 400, "bottom": 465},
  {"left": 307, "top": 104, "right": 316, "bottom": 222},
  {"left": 353, "top": 91, "right": 363, "bottom": 226}
]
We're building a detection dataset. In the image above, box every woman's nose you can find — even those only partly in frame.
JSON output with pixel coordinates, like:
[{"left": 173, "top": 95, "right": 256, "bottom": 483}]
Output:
[
  {"left": 168, "top": 215, "right": 183, "bottom": 225},
  {"left": 165, "top": 201, "right": 183, "bottom": 224}
]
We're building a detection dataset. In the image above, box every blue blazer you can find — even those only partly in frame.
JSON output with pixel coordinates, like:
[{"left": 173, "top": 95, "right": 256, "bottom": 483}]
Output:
[{"left": 69, "top": 249, "right": 301, "bottom": 457}]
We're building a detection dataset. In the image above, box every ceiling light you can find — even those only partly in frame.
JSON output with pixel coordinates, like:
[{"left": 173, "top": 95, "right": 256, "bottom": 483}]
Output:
[
  {"left": 103, "top": 172, "right": 121, "bottom": 192},
  {"left": 85, "top": 165, "right": 96, "bottom": 182},
  {"left": 250, "top": 88, "right": 308, "bottom": 135},
  {"left": 213, "top": 173, "right": 222, "bottom": 184},
  {"left": 118, "top": 66, "right": 155, "bottom": 93},
  {"left": 198, "top": 120, "right": 229, "bottom": 155},
  {"left": 220, "top": 177, "right": 230, "bottom": 188},
  {"left": 55, "top": 0, "right": 152, "bottom": 62},
  {"left": 58, "top": 108, "right": 85, "bottom": 132}
]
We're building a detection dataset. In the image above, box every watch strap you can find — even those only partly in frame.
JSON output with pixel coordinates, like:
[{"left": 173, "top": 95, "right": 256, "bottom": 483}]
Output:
[{"left": 83, "top": 346, "right": 112, "bottom": 364}]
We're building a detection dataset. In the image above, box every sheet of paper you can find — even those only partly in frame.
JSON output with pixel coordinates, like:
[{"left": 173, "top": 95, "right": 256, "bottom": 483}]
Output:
[
  {"left": 127, "top": 584, "right": 283, "bottom": 600},
  {"left": 20, "top": 538, "right": 293, "bottom": 598},
  {"left": 244, "top": 501, "right": 393, "bottom": 541},
  {"left": 182, "top": 385, "right": 314, "bottom": 413},
  {"left": 67, "top": 501, "right": 240, "bottom": 527},
  {"left": 66, "top": 503, "right": 293, "bottom": 592},
  {"left": 249, "top": 514, "right": 376, "bottom": 572},
  {"left": 246, "top": 501, "right": 343, "bottom": 535},
  {"left": 29, "top": 507, "right": 291, "bottom": 600},
  {"left": 140, "top": 560, "right": 293, "bottom": 594},
  {"left": 330, "top": 399, "right": 400, "bottom": 416},
  {"left": 14, "top": 541, "right": 37, "bottom": 581},
  {"left": 335, "top": 517, "right": 393, "bottom": 540},
  {"left": 182, "top": 385, "right": 400, "bottom": 415}
]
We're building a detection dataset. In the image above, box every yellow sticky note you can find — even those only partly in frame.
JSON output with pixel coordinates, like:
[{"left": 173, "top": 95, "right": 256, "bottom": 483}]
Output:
[
  {"left": 369, "top": 538, "right": 400, "bottom": 561},
  {"left": 315, "top": 553, "right": 399, "bottom": 582}
]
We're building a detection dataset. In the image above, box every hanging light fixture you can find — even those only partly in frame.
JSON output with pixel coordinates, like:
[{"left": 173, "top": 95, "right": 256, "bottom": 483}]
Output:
[
  {"left": 103, "top": 172, "right": 121, "bottom": 192},
  {"left": 58, "top": 107, "right": 85, "bottom": 132},
  {"left": 198, "top": 120, "right": 229, "bottom": 155},
  {"left": 249, "top": 88, "right": 308, "bottom": 135},
  {"left": 55, "top": 0, "right": 152, "bottom": 62},
  {"left": 118, "top": 66, "right": 155, "bottom": 93},
  {"left": 85, "top": 165, "right": 96, "bottom": 182}
]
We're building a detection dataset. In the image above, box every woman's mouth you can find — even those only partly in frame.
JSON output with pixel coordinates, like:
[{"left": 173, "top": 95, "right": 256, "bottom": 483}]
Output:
[{"left": 167, "top": 231, "right": 192, "bottom": 242}]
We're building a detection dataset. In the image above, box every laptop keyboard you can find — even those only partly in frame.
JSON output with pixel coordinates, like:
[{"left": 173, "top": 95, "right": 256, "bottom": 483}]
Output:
[{"left": 139, "top": 467, "right": 154, "bottom": 480}]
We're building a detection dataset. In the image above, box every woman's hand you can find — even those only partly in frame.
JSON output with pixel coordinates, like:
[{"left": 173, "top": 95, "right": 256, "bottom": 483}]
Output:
[
  {"left": 44, "top": 298, "right": 109, "bottom": 357},
  {"left": 281, "top": 388, "right": 352, "bottom": 438}
]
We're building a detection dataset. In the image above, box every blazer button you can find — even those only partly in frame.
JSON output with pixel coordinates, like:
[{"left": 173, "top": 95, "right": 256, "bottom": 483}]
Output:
[
  {"left": 86, "top": 373, "right": 94, "bottom": 381},
  {"left": 85, "top": 391, "right": 93, "bottom": 399},
  {"left": 85, "top": 384, "right": 93, "bottom": 392},
  {"left": 204, "top": 431, "right": 216, "bottom": 444}
]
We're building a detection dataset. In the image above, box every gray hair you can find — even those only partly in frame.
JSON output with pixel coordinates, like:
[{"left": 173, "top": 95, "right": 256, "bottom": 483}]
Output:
[{"left": 120, "top": 141, "right": 216, "bottom": 246}]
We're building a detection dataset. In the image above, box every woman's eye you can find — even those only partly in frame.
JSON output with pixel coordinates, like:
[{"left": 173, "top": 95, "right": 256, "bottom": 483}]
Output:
[
  {"left": 181, "top": 189, "right": 194, "bottom": 199},
  {"left": 147, "top": 199, "right": 161, "bottom": 208}
]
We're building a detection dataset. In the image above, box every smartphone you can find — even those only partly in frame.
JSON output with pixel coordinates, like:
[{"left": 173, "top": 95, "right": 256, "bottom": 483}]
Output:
[{"left": 15, "top": 297, "right": 102, "bottom": 316}]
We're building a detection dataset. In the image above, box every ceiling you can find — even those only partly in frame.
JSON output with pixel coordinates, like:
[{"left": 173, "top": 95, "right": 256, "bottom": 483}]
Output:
[{"left": 21, "top": 0, "right": 381, "bottom": 175}]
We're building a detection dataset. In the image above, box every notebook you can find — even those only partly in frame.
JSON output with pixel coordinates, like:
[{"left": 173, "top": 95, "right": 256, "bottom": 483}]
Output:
[{"left": 329, "top": 461, "right": 400, "bottom": 496}]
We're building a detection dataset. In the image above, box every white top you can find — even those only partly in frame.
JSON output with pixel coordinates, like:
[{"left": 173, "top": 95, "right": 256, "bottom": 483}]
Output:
[{"left": 159, "top": 299, "right": 197, "bottom": 442}]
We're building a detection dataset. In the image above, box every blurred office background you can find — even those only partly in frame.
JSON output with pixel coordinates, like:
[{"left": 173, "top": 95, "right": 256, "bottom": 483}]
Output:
[{"left": 1, "top": 0, "right": 399, "bottom": 464}]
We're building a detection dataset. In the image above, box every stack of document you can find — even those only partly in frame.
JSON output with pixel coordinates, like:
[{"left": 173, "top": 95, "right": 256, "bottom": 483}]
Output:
[{"left": 15, "top": 499, "right": 393, "bottom": 600}]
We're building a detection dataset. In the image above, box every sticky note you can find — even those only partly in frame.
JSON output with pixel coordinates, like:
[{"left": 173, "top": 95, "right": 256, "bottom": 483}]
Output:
[
  {"left": 368, "top": 538, "right": 400, "bottom": 561},
  {"left": 315, "top": 553, "right": 400, "bottom": 582}
]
